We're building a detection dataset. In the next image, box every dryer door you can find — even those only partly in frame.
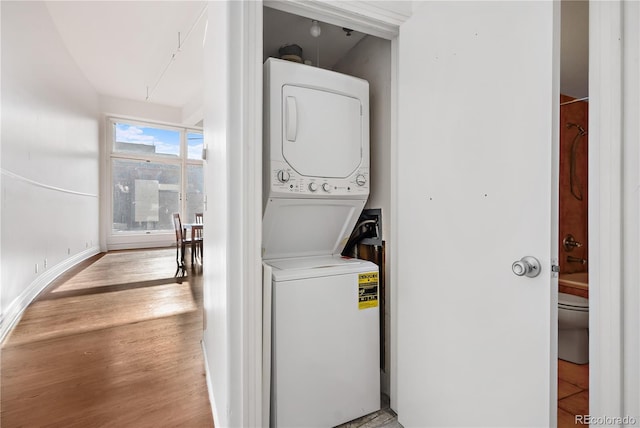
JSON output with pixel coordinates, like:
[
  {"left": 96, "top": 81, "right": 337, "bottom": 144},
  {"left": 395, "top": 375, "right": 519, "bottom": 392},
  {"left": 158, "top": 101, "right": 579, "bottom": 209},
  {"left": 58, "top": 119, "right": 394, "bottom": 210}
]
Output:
[{"left": 282, "top": 85, "right": 363, "bottom": 178}]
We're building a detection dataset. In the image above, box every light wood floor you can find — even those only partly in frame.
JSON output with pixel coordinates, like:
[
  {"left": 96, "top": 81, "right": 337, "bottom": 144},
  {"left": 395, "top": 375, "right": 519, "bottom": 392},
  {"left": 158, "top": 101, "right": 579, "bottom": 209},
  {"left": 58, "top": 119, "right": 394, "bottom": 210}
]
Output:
[{"left": 1, "top": 248, "right": 214, "bottom": 427}]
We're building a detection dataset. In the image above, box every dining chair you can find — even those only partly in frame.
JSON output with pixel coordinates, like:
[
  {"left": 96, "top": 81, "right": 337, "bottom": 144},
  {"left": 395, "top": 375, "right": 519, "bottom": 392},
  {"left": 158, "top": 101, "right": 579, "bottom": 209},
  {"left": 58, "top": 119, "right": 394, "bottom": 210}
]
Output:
[
  {"left": 172, "top": 213, "right": 194, "bottom": 274},
  {"left": 193, "top": 213, "right": 204, "bottom": 261}
]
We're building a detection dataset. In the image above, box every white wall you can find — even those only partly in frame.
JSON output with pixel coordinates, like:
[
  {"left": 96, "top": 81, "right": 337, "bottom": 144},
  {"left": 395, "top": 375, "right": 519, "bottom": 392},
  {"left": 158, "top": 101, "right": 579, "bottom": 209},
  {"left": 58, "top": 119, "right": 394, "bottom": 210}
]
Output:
[
  {"left": 0, "top": 1, "right": 100, "bottom": 339},
  {"left": 334, "top": 37, "right": 392, "bottom": 242},
  {"left": 202, "top": 1, "right": 231, "bottom": 420},
  {"left": 622, "top": 0, "right": 640, "bottom": 419},
  {"left": 100, "top": 95, "right": 183, "bottom": 125},
  {"left": 333, "top": 35, "right": 393, "bottom": 395},
  {"left": 202, "top": 2, "right": 263, "bottom": 425}
]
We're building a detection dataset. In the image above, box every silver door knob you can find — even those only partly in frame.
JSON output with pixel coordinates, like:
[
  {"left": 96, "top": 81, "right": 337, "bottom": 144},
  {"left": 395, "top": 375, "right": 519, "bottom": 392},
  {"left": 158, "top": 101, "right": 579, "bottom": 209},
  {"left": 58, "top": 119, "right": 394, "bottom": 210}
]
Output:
[{"left": 512, "top": 256, "right": 541, "bottom": 278}]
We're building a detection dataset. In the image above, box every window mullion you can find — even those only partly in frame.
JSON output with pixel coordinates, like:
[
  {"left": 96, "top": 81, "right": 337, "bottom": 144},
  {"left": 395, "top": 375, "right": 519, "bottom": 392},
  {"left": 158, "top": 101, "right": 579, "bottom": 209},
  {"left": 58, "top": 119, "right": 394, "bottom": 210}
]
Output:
[{"left": 181, "top": 128, "right": 187, "bottom": 220}]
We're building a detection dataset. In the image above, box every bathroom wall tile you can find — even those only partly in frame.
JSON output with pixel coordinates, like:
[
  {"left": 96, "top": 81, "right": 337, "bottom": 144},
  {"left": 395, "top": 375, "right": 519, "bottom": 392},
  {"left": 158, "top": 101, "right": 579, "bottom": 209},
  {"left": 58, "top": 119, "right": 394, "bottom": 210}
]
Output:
[{"left": 559, "top": 95, "right": 589, "bottom": 275}]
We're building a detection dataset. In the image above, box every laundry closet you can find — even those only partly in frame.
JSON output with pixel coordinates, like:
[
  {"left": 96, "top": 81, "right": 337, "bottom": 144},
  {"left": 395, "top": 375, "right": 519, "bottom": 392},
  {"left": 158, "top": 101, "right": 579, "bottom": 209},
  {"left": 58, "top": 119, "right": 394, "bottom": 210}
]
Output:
[{"left": 262, "top": 5, "right": 393, "bottom": 426}]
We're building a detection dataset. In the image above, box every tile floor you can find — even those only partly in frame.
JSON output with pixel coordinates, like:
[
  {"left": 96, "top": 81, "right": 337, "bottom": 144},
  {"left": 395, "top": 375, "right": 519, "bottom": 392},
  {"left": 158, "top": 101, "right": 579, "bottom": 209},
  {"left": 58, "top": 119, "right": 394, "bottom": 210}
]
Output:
[
  {"left": 337, "top": 395, "right": 403, "bottom": 428},
  {"left": 558, "top": 359, "right": 589, "bottom": 427},
  {"left": 337, "top": 408, "right": 402, "bottom": 428},
  {"left": 339, "top": 359, "right": 588, "bottom": 428}
]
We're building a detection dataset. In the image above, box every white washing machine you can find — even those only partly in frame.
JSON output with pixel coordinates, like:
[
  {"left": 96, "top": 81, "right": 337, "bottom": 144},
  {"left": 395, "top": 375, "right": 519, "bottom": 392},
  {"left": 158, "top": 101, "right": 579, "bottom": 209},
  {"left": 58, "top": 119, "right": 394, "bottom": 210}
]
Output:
[
  {"left": 264, "top": 256, "right": 380, "bottom": 427},
  {"left": 262, "top": 58, "right": 380, "bottom": 427}
]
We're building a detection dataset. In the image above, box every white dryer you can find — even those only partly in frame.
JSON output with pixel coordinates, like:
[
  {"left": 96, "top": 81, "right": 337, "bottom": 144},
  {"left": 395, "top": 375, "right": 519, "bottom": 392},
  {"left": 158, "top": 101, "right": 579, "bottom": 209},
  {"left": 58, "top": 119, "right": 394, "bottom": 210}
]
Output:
[
  {"left": 262, "top": 58, "right": 380, "bottom": 427},
  {"left": 262, "top": 57, "right": 370, "bottom": 260}
]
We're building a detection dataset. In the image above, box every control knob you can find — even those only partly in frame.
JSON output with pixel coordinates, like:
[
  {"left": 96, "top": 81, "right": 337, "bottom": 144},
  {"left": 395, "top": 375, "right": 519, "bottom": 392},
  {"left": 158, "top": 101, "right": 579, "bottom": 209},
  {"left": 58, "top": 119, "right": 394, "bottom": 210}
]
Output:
[
  {"left": 308, "top": 182, "right": 318, "bottom": 192},
  {"left": 322, "top": 183, "right": 332, "bottom": 193},
  {"left": 277, "top": 170, "right": 290, "bottom": 183},
  {"left": 355, "top": 174, "right": 367, "bottom": 186}
]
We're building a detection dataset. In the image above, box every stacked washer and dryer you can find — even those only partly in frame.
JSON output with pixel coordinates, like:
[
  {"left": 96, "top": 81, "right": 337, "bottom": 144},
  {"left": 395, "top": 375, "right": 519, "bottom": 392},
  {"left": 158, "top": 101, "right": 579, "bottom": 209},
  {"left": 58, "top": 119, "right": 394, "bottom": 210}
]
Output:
[{"left": 262, "top": 58, "right": 380, "bottom": 427}]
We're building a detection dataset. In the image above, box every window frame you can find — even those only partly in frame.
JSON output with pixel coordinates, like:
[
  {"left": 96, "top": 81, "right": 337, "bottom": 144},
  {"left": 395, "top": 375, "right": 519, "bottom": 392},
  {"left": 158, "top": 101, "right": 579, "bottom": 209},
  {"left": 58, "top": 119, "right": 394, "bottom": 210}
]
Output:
[{"left": 106, "top": 117, "right": 204, "bottom": 250}]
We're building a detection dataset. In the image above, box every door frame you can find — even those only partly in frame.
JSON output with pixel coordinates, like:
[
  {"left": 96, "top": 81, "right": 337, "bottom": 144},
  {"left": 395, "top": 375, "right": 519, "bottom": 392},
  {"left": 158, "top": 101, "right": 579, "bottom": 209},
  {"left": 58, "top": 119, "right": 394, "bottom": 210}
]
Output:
[
  {"left": 229, "top": 0, "right": 631, "bottom": 425},
  {"left": 588, "top": 0, "right": 636, "bottom": 420},
  {"left": 255, "top": 1, "right": 408, "bottom": 420}
]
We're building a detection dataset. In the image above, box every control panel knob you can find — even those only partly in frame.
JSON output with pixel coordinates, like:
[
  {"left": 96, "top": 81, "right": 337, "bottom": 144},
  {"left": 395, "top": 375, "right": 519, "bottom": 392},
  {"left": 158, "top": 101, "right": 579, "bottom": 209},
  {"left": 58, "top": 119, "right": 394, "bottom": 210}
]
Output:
[
  {"left": 355, "top": 174, "right": 367, "bottom": 186},
  {"left": 308, "top": 182, "right": 318, "bottom": 192},
  {"left": 277, "top": 170, "right": 290, "bottom": 183},
  {"left": 322, "top": 183, "right": 331, "bottom": 193}
]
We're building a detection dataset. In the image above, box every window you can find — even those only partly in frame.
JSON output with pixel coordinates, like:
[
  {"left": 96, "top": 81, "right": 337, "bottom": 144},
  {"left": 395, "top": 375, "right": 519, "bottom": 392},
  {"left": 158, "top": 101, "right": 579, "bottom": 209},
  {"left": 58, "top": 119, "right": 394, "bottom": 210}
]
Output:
[
  {"left": 109, "top": 120, "right": 204, "bottom": 240},
  {"left": 187, "top": 131, "right": 204, "bottom": 160},
  {"left": 185, "top": 164, "right": 204, "bottom": 222},
  {"left": 114, "top": 124, "right": 181, "bottom": 157}
]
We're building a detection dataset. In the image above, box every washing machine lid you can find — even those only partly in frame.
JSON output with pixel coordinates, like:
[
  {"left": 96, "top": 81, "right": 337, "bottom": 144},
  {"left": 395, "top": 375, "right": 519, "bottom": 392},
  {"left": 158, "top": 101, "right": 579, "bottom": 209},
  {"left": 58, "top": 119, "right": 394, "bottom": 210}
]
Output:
[
  {"left": 558, "top": 293, "right": 589, "bottom": 310},
  {"left": 262, "top": 198, "right": 365, "bottom": 260},
  {"left": 266, "top": 255, "right": 378, "bottom": 282},
  {"left": 281, "top": 84, "right": 363, "bottom": 178}
]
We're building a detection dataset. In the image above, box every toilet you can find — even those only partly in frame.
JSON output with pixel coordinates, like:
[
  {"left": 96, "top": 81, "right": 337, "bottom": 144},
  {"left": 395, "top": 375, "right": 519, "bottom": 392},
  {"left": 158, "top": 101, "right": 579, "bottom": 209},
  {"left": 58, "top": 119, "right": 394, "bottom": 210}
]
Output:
[{"left": 558, "top": 292, "right": 589, "bottom": 364}]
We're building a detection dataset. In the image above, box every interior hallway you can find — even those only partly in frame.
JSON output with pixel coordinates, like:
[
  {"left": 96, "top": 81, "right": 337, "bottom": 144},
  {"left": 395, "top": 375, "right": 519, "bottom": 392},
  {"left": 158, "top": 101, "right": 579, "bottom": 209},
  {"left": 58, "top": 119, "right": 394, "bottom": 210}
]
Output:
[{"left": 0, "top": 248, "right": 213, "bottom": 427}]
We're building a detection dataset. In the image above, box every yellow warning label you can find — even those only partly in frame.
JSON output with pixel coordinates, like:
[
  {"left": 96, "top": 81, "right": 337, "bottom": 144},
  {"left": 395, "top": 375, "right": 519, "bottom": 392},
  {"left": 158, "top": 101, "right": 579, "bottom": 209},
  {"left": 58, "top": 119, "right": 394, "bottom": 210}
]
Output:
[{"left": 358, "top": 271, "right": 379, "bottom": 310}]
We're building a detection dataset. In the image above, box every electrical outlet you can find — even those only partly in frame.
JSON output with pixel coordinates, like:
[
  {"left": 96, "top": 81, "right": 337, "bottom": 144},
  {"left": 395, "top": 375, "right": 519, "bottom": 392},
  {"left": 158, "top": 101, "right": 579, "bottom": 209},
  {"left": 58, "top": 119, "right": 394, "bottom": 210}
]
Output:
[
  {"left": 68, "top": 248, "right": 71, "bottom": 255},
  {"left": 44, "top": 258, "right": 47, "bottom": 269},
  {"left": 35, "top": 263, "right": 39, "bottom": 274}
]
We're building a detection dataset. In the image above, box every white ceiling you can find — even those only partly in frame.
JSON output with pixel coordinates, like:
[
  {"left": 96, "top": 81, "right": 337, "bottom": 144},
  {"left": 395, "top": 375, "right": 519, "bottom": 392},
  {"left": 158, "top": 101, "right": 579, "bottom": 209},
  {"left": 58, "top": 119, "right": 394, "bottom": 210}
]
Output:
[
  {"left": 45, "top": 1, "right": 206, "bottom": 109},
  {"left": 43, "top": 1, "right": 588, "bottom": 118}
]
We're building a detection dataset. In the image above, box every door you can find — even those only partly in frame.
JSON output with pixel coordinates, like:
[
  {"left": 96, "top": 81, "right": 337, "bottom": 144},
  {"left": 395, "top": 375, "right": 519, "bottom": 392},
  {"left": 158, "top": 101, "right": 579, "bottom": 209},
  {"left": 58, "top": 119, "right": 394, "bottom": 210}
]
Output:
[
  {"left": 396, "top": 2, "right": 559, "bottom": 426},
  {"left": 282, "top": 85, "right": 363, "bottom": 178}
]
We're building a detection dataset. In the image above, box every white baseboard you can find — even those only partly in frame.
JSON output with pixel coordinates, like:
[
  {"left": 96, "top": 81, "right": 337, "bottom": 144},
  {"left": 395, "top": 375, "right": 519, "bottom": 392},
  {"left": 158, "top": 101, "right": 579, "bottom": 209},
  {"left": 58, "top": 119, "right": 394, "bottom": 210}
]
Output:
[
  {"left": 0, "top": 246, "right": 101, "bottom": 343},
  {"left": 201, "top": 340, "right": 219, "bottom": 427}
]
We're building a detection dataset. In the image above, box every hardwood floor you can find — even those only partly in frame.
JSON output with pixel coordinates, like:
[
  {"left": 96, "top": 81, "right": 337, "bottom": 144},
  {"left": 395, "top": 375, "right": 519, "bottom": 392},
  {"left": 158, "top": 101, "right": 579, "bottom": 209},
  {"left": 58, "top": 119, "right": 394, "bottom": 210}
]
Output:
[{"left": 1, "top": 248, "right": 213, "bottom": 427}]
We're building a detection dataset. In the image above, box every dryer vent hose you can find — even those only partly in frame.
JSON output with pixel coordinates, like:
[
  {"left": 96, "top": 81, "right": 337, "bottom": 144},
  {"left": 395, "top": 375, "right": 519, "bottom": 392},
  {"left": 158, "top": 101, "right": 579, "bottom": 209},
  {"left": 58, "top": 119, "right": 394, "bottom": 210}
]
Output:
[{"left": 341, "top": 219, "right": 378, "bottom": 257}]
